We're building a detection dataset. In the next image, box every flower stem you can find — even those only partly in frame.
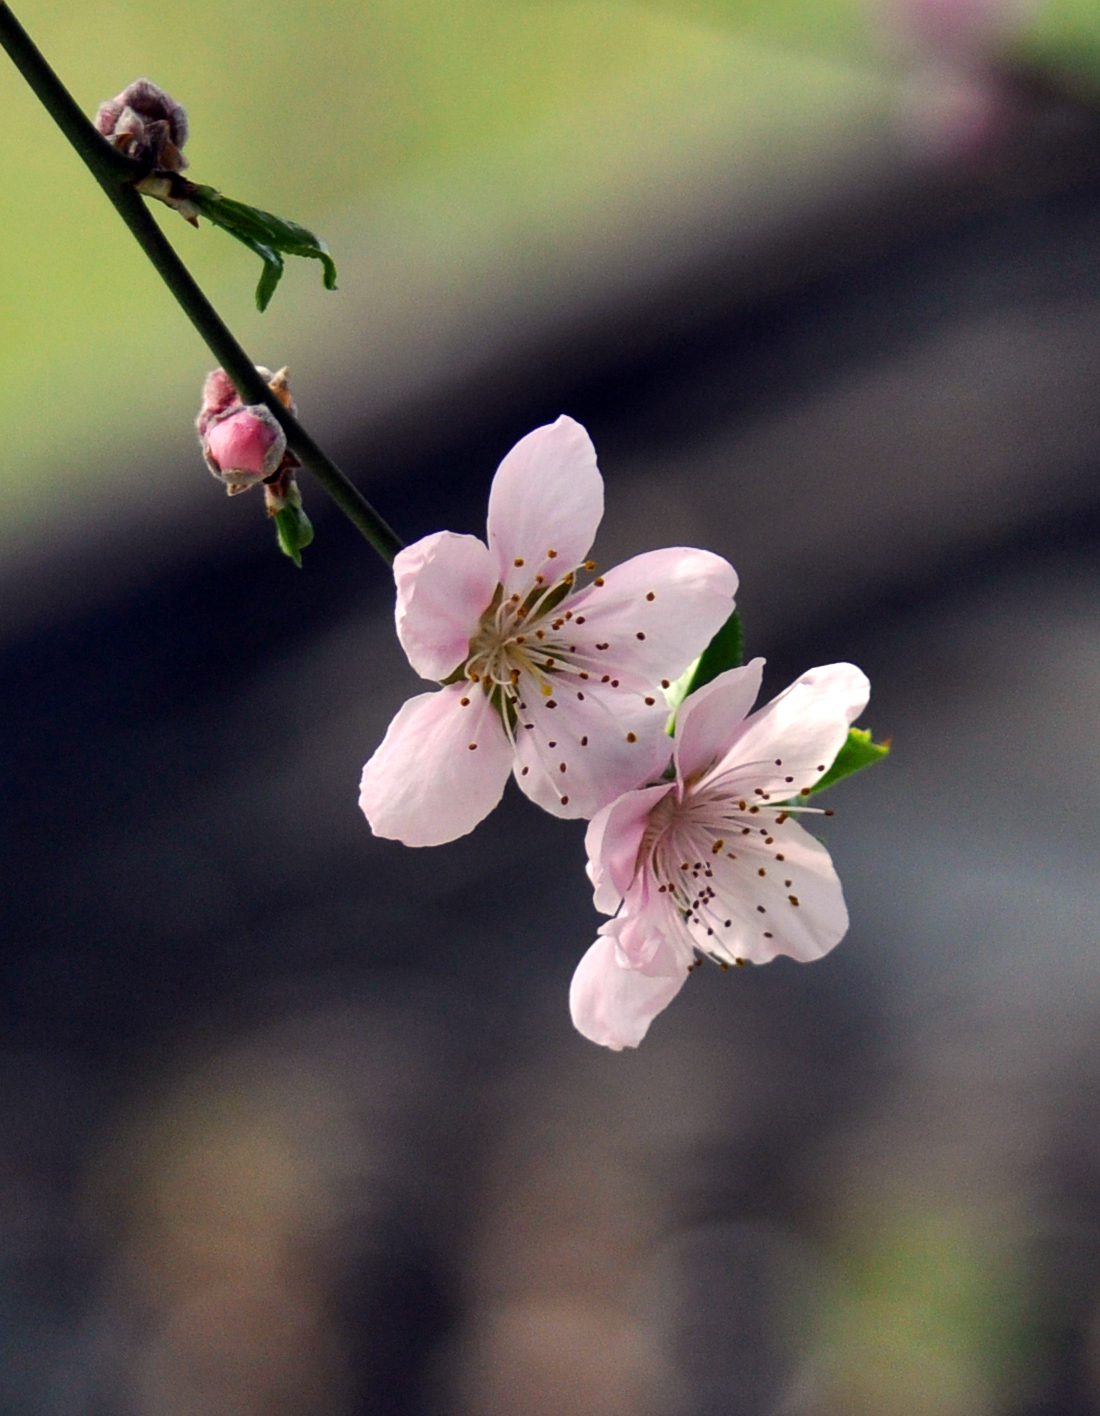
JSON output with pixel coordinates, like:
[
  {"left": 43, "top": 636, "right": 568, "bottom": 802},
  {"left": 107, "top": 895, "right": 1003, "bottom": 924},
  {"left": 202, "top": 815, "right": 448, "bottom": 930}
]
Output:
[{"left": 0, "top": 1, "right": 404, "bottom": 566}]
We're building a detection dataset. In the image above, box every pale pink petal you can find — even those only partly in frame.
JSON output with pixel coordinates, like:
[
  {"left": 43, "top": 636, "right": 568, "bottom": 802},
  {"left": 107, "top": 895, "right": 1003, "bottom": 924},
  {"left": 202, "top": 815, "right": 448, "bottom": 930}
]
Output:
[
  {"left": 586, "top": 783, "right": 675, "bottom": 913},
  {"left": 565, "top": 549, "right": 738, "bottom": 691},
  {"left": 511, "top": 684, "right": 670, "bottom": 820},
  {"left": 674, "top": 659, "right": 765, "bottom": 781},
  {"left": 705, "top": 663, "right": 870, "bottom": 799},
  {"left": 358, "top": 685, "right": 512, "bottom": 846},
  {"left": 569, "top": 928, "right": 689, "bottom": 1050},
  {"left": 690, "top": 816, "right": 849, "bottom": 966},
  {"left": 486, "top": 417, "right": 603, "bottom": 592},
  {"left": 394, "top": 531, "right": 496, "bottom": 681}
]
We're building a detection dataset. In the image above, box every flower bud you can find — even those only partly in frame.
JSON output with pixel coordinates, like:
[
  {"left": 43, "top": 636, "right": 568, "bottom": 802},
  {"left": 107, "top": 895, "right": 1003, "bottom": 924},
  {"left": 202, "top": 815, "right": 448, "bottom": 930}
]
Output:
[
  {"left": 881, "top": 0, "right": 1034, "bottom": 61},
  {"left": 202, "top": 405, "right": 287, "bottom": 495},
  {"left": 94, "top": 79, "right": 189, "bottom": 173}
]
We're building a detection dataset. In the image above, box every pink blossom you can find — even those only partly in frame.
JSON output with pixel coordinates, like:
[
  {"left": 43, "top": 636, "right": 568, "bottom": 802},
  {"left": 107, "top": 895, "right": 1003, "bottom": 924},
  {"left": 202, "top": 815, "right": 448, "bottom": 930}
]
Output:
[
  {"left": 203, "top": 406, "right": 286, "bottom": 491},
  {"left": 196, "top": 367, "right": 294, "bottom": 496},
  {"left": 359, "top": 417, "right": 738, "bottom": 846},
  {"left": 570, "top": 659, "right": 870, "bottom": 1049}
]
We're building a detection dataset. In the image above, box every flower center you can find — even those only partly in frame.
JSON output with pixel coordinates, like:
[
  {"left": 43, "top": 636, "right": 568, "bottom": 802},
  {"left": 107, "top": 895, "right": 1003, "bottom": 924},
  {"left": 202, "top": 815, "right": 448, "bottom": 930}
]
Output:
[{"left": 462, "top": 572, "right": 579, "bottom": 707}]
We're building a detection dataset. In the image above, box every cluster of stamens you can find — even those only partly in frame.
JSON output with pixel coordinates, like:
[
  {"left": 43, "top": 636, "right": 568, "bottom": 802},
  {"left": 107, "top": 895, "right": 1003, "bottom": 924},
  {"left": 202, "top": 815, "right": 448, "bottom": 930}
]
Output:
[
  {"left": 637, "top": 757, "right": 834, "bottom": 972},
  {"left": 451, "top": 552, "right": 661, "bottom": 806}
]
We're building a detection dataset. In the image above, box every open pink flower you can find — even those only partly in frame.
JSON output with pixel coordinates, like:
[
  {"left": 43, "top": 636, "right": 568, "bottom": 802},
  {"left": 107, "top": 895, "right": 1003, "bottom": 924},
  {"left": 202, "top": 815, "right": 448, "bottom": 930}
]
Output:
[
  {"left": 570, "top": 658, "right": 870, "bottom": 1049},
  {"left": 359, "top": 416, "right": 737, "bottom": 846}
]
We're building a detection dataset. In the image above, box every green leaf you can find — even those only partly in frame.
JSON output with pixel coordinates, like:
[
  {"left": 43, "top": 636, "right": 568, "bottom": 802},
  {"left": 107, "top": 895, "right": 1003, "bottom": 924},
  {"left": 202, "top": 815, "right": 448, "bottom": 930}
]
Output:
[
  {"left": 189, "top": 185, "right": 338, "bottom": 311},
  {"left": 273, "top": 502, "right": 314, "bottom": 567},
  {"left": 810, "top": 727, "right": 890, "bottom": 795},
  {"left": 664, "top": 609, "right": 743, "bottom": 733},
  {"left": 685, "top": 609, "right": 743, "bottom": 696}
]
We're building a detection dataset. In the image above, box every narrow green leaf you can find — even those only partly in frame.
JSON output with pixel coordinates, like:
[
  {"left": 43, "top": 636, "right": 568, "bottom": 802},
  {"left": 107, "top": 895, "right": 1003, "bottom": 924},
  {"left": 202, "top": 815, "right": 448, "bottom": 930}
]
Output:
[
  {"left": 664, "top": 609, "right": 743, "bottom": 733},
  {"left": 811, "top": 726, "right": 890, "bottom": 795},
  {"left": 684, "top": 609, "right": 743, "bottom": 697},
  {"left": 189, "top": 185, "right": 337, "bottom": 310},
  {"left": 273, "top": 503, "right": 314, "bottom": 567}
]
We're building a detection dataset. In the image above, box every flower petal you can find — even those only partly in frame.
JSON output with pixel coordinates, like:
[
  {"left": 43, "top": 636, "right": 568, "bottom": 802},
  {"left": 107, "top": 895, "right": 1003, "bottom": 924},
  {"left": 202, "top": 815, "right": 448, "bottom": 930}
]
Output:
[
  {"left": 690, "top": 816, "right": 849, "bottom": 965},
  {"left": 486, "top": 417, "right": 603, "bottom": 592},
  {"left": 359, "top": 684, "right": 512, "bottom": 846},
  {"left": 674, "top": 659, "right": 765, "bottom": 781},
  {"left": 585, "top": 782, "right": 675, "bottom": 914},
  {"left": 512, "top": 683, "right": 671, "bottom": 820},
  {"left": 394, "top": 531, "right": 496, "bottom": 681},
  {"left": 565, "top": 548, "right": 737, "bottom": 691},
  {"left": 710, "top": 662, "right": 871, "bottom": 799},
  {"left": 569, "top": 928, "right": 689, "bottom": 1050}
]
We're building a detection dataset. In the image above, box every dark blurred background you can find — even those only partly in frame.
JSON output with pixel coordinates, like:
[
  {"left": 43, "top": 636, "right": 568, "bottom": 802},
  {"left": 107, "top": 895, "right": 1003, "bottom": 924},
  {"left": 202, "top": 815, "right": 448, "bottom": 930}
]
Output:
[{"left": 6, "top": 1, "right": 1100, "bottom": 1412}]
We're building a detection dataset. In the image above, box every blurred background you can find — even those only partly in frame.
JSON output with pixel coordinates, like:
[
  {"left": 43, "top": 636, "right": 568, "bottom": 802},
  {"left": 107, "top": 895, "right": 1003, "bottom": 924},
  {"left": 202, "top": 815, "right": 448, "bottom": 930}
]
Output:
[{"left": 4, "top": 0, "right": 1100, "bottom": 1411}]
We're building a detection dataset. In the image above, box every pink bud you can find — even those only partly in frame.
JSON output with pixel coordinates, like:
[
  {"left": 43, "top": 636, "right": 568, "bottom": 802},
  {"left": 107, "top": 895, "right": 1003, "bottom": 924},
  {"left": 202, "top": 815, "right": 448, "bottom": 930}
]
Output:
[
  {"left": 202, "top": 406, "right": 287, "bottom": 495},
  {"left": 196, "top": 369, "right": 239, "bottom": 438},
  {"left": 879, "top": 0, "right": 1035, "bottom": 61},
  {"left": 95, "top": 79, "right": 189, "bottom": 173}
]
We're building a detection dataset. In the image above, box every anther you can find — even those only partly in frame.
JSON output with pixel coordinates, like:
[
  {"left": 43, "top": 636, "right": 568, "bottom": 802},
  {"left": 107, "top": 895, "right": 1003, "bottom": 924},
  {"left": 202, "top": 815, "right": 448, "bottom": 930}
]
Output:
[
  {"left": 585, "top": 560, "right": 596, "bottom": 572},
  {"left": 521, "top": 766, "right": 529, "bottom": 776},
  {"left": 548, "top": 741, "right": 556, "bottom": 748},
  {"left": 824, "top": 809, "right": 835, "bottom": 817},
  {"left": 547, "top": 548, "right": 558, "bottom": 558},
  {"left": 784, "top": 879, "right": 792, "bottom": 887},
  {"left": 645, "top": 696, "right": 655, "bottom": 705},
  {"left": 776, "top": 853, "right": 785, "bottom": 861},
  {"left": 785, "top": 776, "right": 794, "bottom": 783},
  {"left": 799, "top": 787, "right": 811, "bottom": 797},
  {"left": 601, "top": 675, "right": 610, "bottom": 683},
  {"left": 719, "top": 958, "right": 727, "bottom": 968},
  {"left": 514, "top": 558, "right": 524, "bottom": 566},
  {"left": 711, "top": 839, "right": 724, "bottom": 853},
  {"left": 611, "top": 680, "right": 619, "bottom": 688},
  {"left": 596, "top": 642, "right": 609, "bottom": 651},
  {"left": 577, "top": 691, "right": 585, "bottom": 700},
  {"left": 560, "top": 795, "right": 569, "bottom": 805},
  {"left": 579, "top": 671, "right": 589, "bottom": 680},
  {"left": 636, "top": 632, "right": 646, "bottom": 641},
  {"left": 758, "top": 868, "right": 766, "bottom": 877},
  {"left": 460, "top": 697, "right": 470, "bottom": 706},
  {"left": 661, "top": 679, "right": 670, "bottom": 689},
  {"left": 559, "top": 763, "right": 567, "bottom": 773},
  {"left": 594, "top": 576, "right": 605, "bottom": 586},
  {"left": 789, "top": 895, "right": 800, "bottom": 906},
  {"left": 775, "top": 759, "right": 782, "bottom": 766},
  {"left": 575, "top": 616, "right": 586, "bottom": 625},
  {"left": 757, "top": 905, "right": 766, "bottom": 913},
  {"left": 646, "top": 591, "right": 655, "bottom": 601},
  {"left": 546, "top": 699, "right": 557, "bottom": 708},
  {"left": 626, "top": 732, "right": 637, "bottom": 743},
  {"left": 776, "top": 812, "right": 789, "bottom": 825},
  {"left": 468, "top": 743, "right": 477, "bottom": 750},
  {"left": 580, "top": 736, "right": 588, "bottom": 746}
]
